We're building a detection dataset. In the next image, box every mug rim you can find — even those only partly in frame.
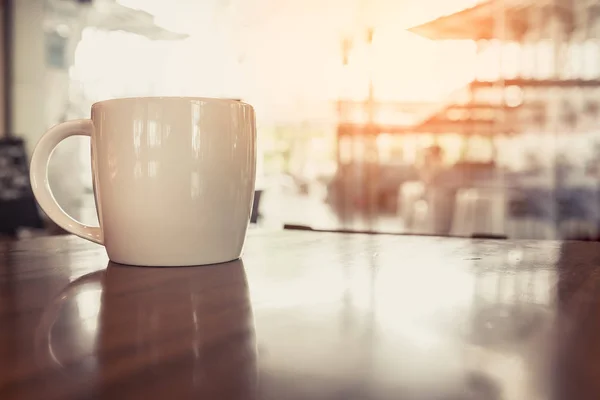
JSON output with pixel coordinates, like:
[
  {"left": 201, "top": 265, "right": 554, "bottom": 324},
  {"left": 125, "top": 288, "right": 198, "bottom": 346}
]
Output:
[{"left": 92, "top": 96, "right": 252, "bottom": 109}]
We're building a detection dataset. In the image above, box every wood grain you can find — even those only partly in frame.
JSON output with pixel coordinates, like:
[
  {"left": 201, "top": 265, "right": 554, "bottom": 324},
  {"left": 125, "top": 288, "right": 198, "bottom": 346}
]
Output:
[{"left": 0, "top": 231, "right": 599, "bottom": 399}]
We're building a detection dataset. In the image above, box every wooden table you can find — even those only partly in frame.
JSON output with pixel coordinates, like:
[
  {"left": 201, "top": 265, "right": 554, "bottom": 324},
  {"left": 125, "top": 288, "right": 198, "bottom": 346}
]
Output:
[{"left": 0, "top": 231, "right": 599, "bottom": 399}]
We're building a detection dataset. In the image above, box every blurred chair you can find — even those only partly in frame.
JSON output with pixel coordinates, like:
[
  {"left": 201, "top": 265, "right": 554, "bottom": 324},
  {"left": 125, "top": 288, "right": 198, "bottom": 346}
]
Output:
[
  {"left": 397, "top": 181, "right": 424, "bottom": 230},
  {"left": 426, "top": 186, "right": 457, "bottom": 235},
  {"left": 407, "top": 199, "right": 432, "bottom": 235},
  {"left": 400, "top": 186, "right": 457, "bottom": 236},
  {"left": 556, "top": 187, "right": 599, "bottom": 240},
  {"left": 400, "top": 182, "right": 457, "bottom": 235},
  {"left": 506, "top": 218, "right": 556, "bottom": 240},
  {"left": 506, "top": 188, "right": 556, "bottom": 240},
  {"left": 450, "top": 188, "right": 507, "bottom": 238}
]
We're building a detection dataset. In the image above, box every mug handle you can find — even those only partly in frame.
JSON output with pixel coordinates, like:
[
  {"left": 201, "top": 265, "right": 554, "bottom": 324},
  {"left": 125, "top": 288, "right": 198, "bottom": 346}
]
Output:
[{"left": 30, "top": 119, "right": 103, "bottom": 245}]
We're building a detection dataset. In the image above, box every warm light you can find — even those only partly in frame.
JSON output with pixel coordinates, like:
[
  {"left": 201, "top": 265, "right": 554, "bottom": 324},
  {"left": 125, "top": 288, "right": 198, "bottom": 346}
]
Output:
[
  {"left": 505, "top": 86, "right": 524, "bottom": 107},
  {"left": 376, "top": 133, "right": 393, "bottom": 150},
  {"left": 78, "top": 1, "right": 511, "bottom": 126},
  {"left": 348, "top": 109, "right": 368, "bottom": 125},
  {"left": 375, "top": 109, "right": 414, "bottom": 126}
]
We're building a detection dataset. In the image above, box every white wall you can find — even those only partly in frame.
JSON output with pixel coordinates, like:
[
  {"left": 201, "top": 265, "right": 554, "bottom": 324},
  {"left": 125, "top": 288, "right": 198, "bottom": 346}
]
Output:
[{"left": 13, "top": 0, "right": 88, "bottom": 219}]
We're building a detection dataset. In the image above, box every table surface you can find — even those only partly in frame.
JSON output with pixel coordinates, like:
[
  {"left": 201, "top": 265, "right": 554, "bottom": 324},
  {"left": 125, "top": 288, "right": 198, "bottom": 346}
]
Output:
[{"left": 1, "top": 231, "right": 599, "bottom": 400}]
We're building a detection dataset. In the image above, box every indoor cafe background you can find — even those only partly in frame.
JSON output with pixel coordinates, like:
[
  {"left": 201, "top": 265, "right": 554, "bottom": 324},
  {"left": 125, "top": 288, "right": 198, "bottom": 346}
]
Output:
[{"left": 4, "top": 0, "right": 600, "bottom": 240}]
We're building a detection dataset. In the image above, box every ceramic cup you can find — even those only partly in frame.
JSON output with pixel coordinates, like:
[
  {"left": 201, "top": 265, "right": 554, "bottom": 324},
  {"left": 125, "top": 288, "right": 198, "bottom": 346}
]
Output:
[{"left": 30, "top": 97, "right": 256, "bottom": 266}]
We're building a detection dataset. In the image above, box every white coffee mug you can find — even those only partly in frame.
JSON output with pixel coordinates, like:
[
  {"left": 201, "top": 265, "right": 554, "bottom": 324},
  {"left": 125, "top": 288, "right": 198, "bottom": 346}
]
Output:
[{"left": 30, "top": 97, "right": 256, "bottom": 266}]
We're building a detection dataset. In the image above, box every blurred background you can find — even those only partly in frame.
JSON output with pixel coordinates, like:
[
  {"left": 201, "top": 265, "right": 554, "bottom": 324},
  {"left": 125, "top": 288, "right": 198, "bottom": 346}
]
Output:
[{"left": 2, "top": 0, "right": 600, "bottom": 241}]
